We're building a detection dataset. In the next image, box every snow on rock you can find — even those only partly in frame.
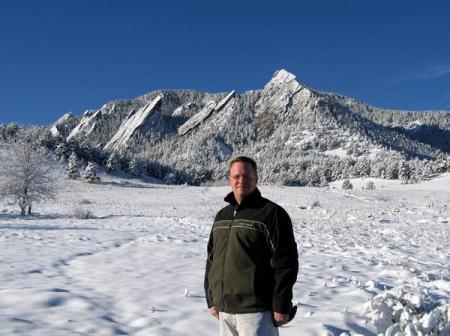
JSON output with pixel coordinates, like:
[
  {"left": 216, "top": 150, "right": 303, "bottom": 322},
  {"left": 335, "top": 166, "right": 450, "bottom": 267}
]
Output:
[
  {"left": 67, "top": 110, "right": 102, "bottom": 141},
  {"left": 362, "top": 286, "right": 450, "bottom": 335},
  {"left": 214, "top": 90, "right": 235, "bottom": 112},
  {"left": 104, "top": 95, "right": 163, "bottom": 151},
  {"left": 177, "top": 91, "right": 235, "bottom": 136},
  {"left": 178, "top": 101, "right": 216, "bottom": 136},
  {"left": 172, "top": 102, "right": 194, "bottom": 117},
  {"left": 50, "top": 113, "right": 78, "bottom": 137}
]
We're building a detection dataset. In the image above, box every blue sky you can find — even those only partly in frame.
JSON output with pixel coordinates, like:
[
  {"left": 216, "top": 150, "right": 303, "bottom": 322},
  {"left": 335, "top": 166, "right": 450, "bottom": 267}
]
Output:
[{"left": 1, "top": 0, "right": 450, "bottom": 125}]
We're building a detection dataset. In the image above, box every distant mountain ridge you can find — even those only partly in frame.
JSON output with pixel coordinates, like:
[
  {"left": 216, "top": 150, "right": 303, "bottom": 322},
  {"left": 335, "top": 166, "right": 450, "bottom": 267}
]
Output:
[{"left": 49, "top": 69, "right": 450, "bottom": 185}]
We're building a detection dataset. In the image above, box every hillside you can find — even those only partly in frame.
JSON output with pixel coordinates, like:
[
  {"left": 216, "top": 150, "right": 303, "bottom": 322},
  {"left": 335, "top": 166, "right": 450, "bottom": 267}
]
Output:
[{"left": 39, "top": 70, "right": 450, "bottom": 185}]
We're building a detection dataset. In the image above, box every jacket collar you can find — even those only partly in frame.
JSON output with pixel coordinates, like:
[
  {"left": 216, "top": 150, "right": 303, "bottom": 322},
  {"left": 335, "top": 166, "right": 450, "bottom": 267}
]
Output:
[{"left": 224, "top": 188, "right": 263, "bottom": 208}]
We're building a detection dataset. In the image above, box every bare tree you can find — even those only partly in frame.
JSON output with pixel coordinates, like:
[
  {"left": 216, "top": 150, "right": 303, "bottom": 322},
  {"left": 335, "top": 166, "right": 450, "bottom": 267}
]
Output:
[{"left": 0, "top": 129, "right": 56, "bottom": 215}]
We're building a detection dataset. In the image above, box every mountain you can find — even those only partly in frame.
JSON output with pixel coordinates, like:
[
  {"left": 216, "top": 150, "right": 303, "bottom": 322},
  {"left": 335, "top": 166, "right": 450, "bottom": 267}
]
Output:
[{"left": 49, "top": 69, "right": 450, "bottom": 185}]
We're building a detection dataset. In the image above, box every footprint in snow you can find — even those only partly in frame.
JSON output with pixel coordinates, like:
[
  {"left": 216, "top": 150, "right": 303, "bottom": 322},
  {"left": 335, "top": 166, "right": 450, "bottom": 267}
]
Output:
[{"left": 149, "top": 307, "right": 168, "bottom": 313}]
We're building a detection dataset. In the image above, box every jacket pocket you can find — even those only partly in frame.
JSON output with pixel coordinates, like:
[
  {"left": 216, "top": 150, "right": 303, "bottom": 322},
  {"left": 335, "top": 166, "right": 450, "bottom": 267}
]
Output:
[{"left": 224, "top": 265, "right": 255, "bottom": 296}]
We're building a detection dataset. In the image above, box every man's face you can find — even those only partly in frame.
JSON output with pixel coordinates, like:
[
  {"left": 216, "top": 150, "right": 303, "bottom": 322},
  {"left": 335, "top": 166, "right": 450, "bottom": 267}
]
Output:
[{"left": 228, "top": 161, "right": 258, "bottom": 202}]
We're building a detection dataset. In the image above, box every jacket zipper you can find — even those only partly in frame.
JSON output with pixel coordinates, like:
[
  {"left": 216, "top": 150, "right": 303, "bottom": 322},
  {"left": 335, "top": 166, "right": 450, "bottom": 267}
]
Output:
[{"left": 221, "top": 206, "right": 238, "bottom": 309}]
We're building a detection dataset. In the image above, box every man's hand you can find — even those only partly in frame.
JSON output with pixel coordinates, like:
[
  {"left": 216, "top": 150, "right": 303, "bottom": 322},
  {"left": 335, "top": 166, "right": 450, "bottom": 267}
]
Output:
[
  {"left": 273, "top": 312, "right": 289, "bottom": 326},
  {"left": 209, "top": 306, "right": 220, "bottom": 320}
]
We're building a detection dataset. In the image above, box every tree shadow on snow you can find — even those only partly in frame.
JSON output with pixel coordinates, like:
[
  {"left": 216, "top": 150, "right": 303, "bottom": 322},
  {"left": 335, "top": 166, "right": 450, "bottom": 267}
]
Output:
[
  {"left": 99, "top": 180, "right": 158, "bottom": 189},
  {"left": 344, "top": 321, "right": 377, "bottom": 336},
  {"left": 96, "top": 214, "right": 147, "bottom": 219},
  {"left": 0, "top": 212, "right": 73, "bottom": 221},
  {"left": 0, "top": 223, "right": 98, "bottom": 231},
  {"left": 323, "top": 325, "right": 352, "bottom": 335}
]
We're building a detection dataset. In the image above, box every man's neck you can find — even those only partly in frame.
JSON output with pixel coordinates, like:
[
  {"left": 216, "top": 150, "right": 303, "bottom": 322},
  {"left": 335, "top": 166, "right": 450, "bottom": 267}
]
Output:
[{"left": 227, "top": 188, "right": 259, "bottom": 206}]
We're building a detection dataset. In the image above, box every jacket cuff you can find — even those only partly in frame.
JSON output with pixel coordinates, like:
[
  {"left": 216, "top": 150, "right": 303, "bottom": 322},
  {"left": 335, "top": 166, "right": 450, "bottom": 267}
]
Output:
[
  {"left": 206, "top": 291, "right": 214, "bottom": 308},
  {"left": 272, "top": 300, "right": 292, "bottom": 315}
]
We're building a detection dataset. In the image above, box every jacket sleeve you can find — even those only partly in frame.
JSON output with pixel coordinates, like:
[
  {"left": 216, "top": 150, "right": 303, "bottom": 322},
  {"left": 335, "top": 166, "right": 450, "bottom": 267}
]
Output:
[
  {"left": 204, "top": 220, "right": 215, "bottom": 308},
  {"left": 269, "top": 206, "right": 299, "bottom": 314}
]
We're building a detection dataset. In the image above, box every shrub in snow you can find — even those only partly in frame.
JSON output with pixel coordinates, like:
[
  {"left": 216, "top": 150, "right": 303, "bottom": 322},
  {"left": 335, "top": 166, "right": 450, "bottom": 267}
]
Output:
[
  {"left": 364, "top": 181, "right": 376, "bottom": 190},
  {"left": 342, "top": 179, "right": 353, "bottom": 190},
  {"left": 362, "top": 287, "right": 450, "bottom": 335},
  {"left": 83, "top": 162, "right": 100, "bottom": 183},
  {"left": 67, "top": 152, "right": 80, "bottom": 179},
  {"left": 73, "top": 208, "right": 94, "bottom": 219},
  {"left": 308, "top": 200, "right": 321, "bottom": 209}
]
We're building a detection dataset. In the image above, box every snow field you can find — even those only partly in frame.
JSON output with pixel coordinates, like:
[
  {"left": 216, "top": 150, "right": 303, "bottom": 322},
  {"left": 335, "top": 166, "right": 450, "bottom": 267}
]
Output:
[{"left": 0, "top": 174, "right": 449, "bottom": 335}]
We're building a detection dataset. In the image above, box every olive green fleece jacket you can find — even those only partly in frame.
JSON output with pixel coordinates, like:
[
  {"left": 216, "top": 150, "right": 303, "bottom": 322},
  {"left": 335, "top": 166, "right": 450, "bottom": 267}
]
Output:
[{"left": 204, "top": 188, "right": 298, "bottom": 314}]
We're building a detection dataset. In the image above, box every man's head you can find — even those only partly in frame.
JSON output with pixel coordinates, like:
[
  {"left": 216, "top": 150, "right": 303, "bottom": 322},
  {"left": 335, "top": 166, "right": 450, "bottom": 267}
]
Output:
[{"left": 228, "top": 156, "right": 258, "bottom": 204}]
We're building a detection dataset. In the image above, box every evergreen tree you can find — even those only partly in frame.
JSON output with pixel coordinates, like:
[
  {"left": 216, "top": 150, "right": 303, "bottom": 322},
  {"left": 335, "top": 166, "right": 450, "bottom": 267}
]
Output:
[
  {"left": 354, "top": 159, "right": 370, "bottom": 177},
  {"left": 67, "top": 152, "right": 80, "bottom": 179},
  {"left": 106, "top": 153, "right": 120, "bottom": 173},
  {"left": 385, "top": 161, "right": 398, "bottom": 179},
  {"left": 6, "top": 122, "right": 21, "bottom": 138},
  {"left": 84, "top": 162, "right": 100, "bottom": 183},
  {"left": 128, "top": 157, "right": 141, "bottom": 176},
  {"left": 434, "top": 154, "right": 449, "bottom": 173},
  {"left": 55, "top": 142, "right": 67, "bottom": 160},
  {"left": 319, "top": 175, "right": 329, "bottom": 188},
  {"left": 420, "top": 160, "right": 433, "bottom": 181},
  {"left": 398, "top": 161, "right": 410, "bottom": 184}
]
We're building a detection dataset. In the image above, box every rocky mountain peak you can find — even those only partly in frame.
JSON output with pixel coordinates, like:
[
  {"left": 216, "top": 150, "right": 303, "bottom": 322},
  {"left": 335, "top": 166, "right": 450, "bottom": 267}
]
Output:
[
  {"left": 266, "top": 69, "right": 303, "bottom": 89},
  {"left": 255, "top": 69, "right": 310, "bottom": 138}
]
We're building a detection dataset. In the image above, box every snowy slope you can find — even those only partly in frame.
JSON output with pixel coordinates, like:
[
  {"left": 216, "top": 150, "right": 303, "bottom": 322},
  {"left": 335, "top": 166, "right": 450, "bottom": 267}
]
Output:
[{"left": 0, "top": 172, "right": 449, "bottom": 335}]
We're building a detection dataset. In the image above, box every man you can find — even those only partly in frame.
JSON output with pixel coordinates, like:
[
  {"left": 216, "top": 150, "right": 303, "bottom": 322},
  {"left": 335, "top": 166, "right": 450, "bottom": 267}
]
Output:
[{"left": 204, "top": 156, "right": 298, "bottom": 335}]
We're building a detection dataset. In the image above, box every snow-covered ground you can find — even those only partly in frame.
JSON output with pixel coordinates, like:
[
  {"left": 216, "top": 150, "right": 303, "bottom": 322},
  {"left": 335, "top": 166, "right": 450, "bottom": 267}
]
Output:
[{"left": 0, "top": 173, "right": 449, "bottom": 335}]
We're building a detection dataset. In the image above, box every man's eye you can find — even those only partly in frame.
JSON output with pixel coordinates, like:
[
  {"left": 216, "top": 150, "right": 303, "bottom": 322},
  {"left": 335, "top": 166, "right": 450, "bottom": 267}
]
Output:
[{"left": 232, "top": 175, "right": 251, "bottom": 180}]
